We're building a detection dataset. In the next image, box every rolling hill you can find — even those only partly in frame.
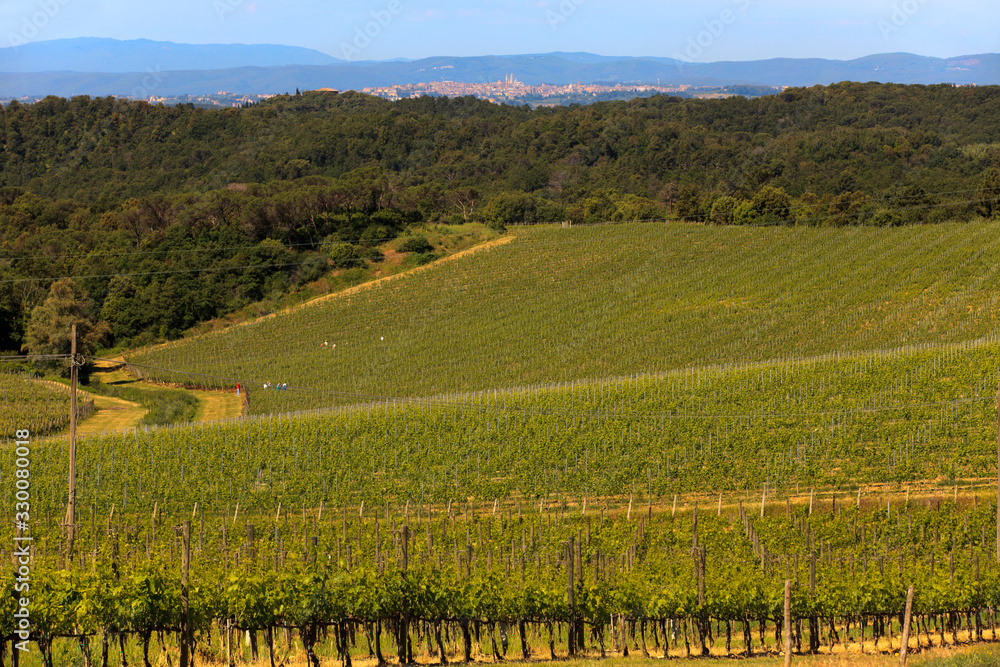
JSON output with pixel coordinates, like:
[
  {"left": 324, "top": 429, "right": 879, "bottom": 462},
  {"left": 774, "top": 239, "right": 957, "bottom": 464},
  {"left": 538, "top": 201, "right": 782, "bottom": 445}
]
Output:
[
  {"left": 128, "top": 221, "right": 1000, "bottom": 415},
  {"left": 12, "top": 220, "right": 1000, "bottom": 663},
  {"left": 13, "top": 219, "right": 991, "bottom": 513}
]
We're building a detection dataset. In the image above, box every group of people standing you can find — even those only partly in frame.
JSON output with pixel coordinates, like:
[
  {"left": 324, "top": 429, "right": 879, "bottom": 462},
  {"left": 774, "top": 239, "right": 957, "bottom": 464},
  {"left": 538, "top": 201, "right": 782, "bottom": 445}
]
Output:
[{"left": 263, "top": 382, "right": 288, "bottom": 390}]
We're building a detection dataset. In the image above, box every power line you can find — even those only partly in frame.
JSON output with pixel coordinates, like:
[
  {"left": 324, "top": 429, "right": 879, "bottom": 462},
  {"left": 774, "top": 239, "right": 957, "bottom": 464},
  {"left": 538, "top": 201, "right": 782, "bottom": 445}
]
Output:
[
  {"left": 0, "top": 261, "right": 310, "bottom": 285},
  {"left": 0, "top": 354, "right": 71, "bottom": 362},
  {"left": 0, "top": 233, "right": 413, "bottom": 262},
  {"left": 0, "top": 241, "right": 319, "bottom": 262}
]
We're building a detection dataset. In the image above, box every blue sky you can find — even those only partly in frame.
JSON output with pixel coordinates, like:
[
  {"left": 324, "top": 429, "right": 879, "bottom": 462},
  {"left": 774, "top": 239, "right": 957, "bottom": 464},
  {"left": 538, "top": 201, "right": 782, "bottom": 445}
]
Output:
[{"left": 1, "top": 0, "right": 996, "bottom": 61}]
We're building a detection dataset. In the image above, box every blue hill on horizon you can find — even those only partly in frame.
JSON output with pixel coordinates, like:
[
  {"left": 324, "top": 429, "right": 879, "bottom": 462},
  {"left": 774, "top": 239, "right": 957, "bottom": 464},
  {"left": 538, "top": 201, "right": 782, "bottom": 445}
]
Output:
[{"left": 0, "top": 39, "right": 997, "bottom": 98}]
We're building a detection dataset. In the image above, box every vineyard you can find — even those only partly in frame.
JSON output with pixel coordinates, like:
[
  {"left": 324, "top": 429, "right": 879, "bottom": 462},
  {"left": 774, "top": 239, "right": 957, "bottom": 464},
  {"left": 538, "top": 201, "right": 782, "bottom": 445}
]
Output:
[
  {"left": 9, "top": 221, "right": 1000, "bottom": 665},
  {"left": 127, "top": 222, "right": 1000, "bottom": 414},
  {"left": 11, "top": 338, "right": 1000, "bottom": 517},
  {"left": 3, "top": 493, "right": 1000, "bottom": 666},
  {"left": 6, "top": 337, "right": 1000, "bottom": 663},
  {"left": 0, "top": 373, "right": 92, "bottom": 438}
]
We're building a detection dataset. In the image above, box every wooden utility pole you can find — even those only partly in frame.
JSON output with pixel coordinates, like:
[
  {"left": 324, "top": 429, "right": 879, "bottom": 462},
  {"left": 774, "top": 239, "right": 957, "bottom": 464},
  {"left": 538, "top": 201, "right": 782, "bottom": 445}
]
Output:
[
  {"left": 65, "top": 323, "right": 78, "bottom": 563},
  {"left": 996, "top": 383, "right": 999, "bottom": 564}
]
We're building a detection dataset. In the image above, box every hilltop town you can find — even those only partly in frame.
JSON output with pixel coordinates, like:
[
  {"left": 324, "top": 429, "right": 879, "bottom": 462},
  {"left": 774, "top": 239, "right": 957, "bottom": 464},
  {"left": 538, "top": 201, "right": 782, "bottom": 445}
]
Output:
[{"left": 361, "top": 75, "right": 756, "bottom": 106}]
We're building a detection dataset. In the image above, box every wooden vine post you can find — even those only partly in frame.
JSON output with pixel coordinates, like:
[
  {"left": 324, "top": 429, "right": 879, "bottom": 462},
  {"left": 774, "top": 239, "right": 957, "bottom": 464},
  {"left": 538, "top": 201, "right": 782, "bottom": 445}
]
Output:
[
  {"left": 996, "top": 382, "right": 999, "bottom": 564},
  {"left": 899, "top": 584, "right": 915, "bottom": 665},
  {"left": 180, "top": 521, "right": 191, "bottom": 667},
  {"left": 783, "top": 579, "right": 792, "bottom": 667},
  {"left": 567, "top": 536, "right": 576, "bottom": 656},
  {"left": 400, "top": 524, "right": 410, "bottom": 665}
]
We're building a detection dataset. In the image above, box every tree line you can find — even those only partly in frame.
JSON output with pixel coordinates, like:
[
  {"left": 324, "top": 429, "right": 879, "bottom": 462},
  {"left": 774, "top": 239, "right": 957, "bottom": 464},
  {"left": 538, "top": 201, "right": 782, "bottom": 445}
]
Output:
[
  {"left": 0, "top": 174, "right": 428, "bottom": 355},
  {"left": 2, "top": 83, "right": 998, "bottom": 211},
  {"left": 2, "top": 82, "right": 999, "bottom": 355}
]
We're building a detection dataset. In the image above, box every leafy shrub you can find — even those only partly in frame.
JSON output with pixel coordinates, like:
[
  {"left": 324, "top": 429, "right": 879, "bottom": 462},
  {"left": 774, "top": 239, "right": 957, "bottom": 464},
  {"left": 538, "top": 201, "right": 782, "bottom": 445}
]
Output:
[
  {"left": 322, "top": 240, "right": 360, "bottom": 268},
  {"left": 398, "top": 236, "right": 434, "bottom": 254},
  {"left": 359, "top": 224, "right": 396, "bottom": 247},
  {"left": 296, "top": 254, "right": 329, "bottom": 285},
  {"left": 483, "top": 191, "right": 539, "bottom": 231}
]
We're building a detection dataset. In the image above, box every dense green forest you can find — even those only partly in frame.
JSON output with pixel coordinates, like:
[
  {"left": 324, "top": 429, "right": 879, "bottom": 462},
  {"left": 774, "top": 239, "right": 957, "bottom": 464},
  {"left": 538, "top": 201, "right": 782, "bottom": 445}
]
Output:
[
  {"left": 3, "top": 82, "right": 999, "bottom": 206},
  {"left": 1, "top": 82, "right": 999, "bottom": 357}
]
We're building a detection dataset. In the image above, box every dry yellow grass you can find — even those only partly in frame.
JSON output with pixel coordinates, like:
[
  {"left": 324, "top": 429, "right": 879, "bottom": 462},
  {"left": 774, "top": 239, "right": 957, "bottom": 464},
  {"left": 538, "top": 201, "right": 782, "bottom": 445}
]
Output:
[
  {"left": 35, "top": 371, "right": 148, "bottom": 437},
  {"left": 74, "top": 393, "right": 147, "bottom": 436},
  {"left": 97, "top": 356, "right": 244, "bottom": 423},
  {"left": 191, "top": 388, "right": 244, "bottom": 421},
  {"left": 182, "top": 642, "right": 996, "bottom": 667},
  {"left": 43, "top": 356, "right": 243, "bottom": 438}
]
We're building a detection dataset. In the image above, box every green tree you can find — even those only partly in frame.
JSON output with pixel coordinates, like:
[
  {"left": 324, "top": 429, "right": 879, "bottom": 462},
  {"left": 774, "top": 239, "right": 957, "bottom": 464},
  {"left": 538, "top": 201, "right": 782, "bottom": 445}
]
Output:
[
  {"left": 731, "top": 200, "right": 757, "bottom": 225},
  {"left": 99, "top": 276, "right": 147, "bottom": 345},
  {"left": 831, "top": 191, "right": 877, "bottom": 226},
  {"left": 616, "top": 194, "right": 666, "bottom": 221},
  {"left": 22, "top": 279, "right": 109, "bottom": 376},
  {"left": 482, "top": 192, "right": 538, "bottom": 231},
  {"left": 296, "top": 255, "right": 330, "bottom": 286},
  {"left": 749, "top": 186, "right": 792, "bottom": 224},
  {"left": 709, "top": 196, "right": 741, "bottom": 225},
  {"left": 976, "top": 168, "right": 1000, "bottom": 219},
  {"left": 869, "top": 208, "right": 904, "bottom": 227},
  {"left": 675, "top": 184, "right": 705, "bottom": 222},
  {"left": 581, "top": 190, "right": 620, "bottom": 223}
]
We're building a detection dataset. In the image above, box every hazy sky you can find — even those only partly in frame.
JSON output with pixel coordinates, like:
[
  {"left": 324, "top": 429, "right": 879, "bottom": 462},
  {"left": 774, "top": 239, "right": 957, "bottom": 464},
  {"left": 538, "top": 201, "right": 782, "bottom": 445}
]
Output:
[{"left": 1, "top": 0, "right": 996, "bottom": 61}]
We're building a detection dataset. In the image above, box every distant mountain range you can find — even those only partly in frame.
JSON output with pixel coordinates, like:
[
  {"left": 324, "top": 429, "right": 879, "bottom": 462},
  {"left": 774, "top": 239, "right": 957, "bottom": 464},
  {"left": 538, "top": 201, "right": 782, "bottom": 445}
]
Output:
[
  {"left": 1, "top": 38, "right": 998, "bottom": 98},
  {"left": 0, "top": 37, "right": 349, "bottom": 72}
]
